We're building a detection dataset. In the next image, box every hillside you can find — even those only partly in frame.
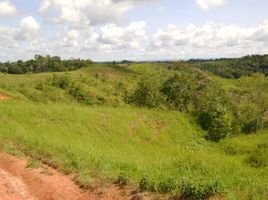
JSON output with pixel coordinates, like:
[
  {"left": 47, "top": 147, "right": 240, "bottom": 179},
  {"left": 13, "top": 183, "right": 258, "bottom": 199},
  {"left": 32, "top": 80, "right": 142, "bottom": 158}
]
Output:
[{"left": 0, "top": 63, "right": 268, "bottom": 199}]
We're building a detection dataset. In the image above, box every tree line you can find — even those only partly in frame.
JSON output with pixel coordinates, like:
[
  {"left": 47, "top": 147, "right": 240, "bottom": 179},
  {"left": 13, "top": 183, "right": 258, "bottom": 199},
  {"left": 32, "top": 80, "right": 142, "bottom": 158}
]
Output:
[
  {"left": 189, "top": 54, "right": 268, "bottom": 78},
  {"left": 0, "top": 55, "right": 93, "bottom": 74}
]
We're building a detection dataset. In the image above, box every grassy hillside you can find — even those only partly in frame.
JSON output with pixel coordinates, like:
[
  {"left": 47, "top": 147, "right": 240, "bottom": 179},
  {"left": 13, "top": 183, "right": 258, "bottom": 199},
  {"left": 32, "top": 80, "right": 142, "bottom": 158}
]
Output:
[
  {"left": 0, "top": 63, "right": 139, "bottom": 105},
  {"left": 0, "top": 63, "right": 267, "bottom": 199}
]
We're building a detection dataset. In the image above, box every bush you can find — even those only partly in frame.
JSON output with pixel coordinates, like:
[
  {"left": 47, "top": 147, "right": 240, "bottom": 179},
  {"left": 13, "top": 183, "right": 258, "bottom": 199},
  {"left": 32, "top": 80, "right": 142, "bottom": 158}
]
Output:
[
  {"left": 138, "top": 177, "right": 177, "bottom": 193},
  {"left": 68, "top": 84, "right": 94, "bottom": 105},
  {"left": 161, "top": 68, "right": 212, "bottom": 113},
  {"left": 35, "top": 82, "right": 45, "bottom": 90},
  {"left": 204, "top": 111, "right": 232, "bottom": 142},
  {"left": 195, "top": 85, "right": 234, "bottom": 142},
  {"left": 236, "top": 74, "right": 268, "bottom": 134},
  {"left": 51, "top": 74, "right": 71, "bottom": 89},
  {"left": 246, "top": 149, "right": 268, "bottom": 168},
  {"left": 180, "top": 179, "right": 225, "bottom": 200},
  {"left": 129, "top": 73, "right": 165, "bottom": 108},
  {"left": 241, "top": 120, "right": 260, "bottom": 134},
  {"left": 161, "top": 73, "right": 194, "bottom": 112},
  {"left": 139, "top": 176, "right": 225, "bottom": 199},
  {"left": 237, "top": 104, "right": 265, "bottom": 134},
  {"left": 198, "top": 104, "right": 232, "bottom": 142}
]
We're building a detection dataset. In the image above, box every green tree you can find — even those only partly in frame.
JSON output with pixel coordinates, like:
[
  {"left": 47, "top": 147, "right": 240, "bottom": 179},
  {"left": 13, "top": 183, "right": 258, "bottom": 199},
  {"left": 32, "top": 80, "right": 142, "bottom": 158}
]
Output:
[
  {"left": 162, "top": 66, "right": 212, "bottom": 112},
  {"left": 236, "top": 73, "right": 268, "bottom": 133},
  {"left": 130, "top": 73, "right": 164, "bottom": 108},
  {"left": 161, "top": 72, "right": 194, "bottom": 112}
]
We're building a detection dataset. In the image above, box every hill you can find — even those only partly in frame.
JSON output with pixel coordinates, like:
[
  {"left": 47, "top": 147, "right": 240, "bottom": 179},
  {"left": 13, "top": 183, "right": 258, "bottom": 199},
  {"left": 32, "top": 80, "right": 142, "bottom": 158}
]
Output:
[{"left": 0, "top": 62, "right": 268, "bottom": 199}]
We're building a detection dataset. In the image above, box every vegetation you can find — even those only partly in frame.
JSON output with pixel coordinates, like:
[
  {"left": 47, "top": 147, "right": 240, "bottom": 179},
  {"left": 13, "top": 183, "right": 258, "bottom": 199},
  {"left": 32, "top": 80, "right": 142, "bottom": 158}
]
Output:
[
  {"left": 128, "top": 62, "right": 268, "bottom": 142},
  {"left": 0, "top": 55, "right": 93, "bottom": 74},
  {"left": 0, "top": 56, "right": 268, "bottom": 199},
  {"left": 190, "top": 54, "right": 268, "bottom": 78}
]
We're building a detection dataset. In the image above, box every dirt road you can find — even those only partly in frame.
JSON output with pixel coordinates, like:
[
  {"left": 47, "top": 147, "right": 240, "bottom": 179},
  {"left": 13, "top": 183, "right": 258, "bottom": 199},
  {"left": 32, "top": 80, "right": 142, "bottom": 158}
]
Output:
[{"left": 0, "top": 153, "right": 129, "bottom": 200}]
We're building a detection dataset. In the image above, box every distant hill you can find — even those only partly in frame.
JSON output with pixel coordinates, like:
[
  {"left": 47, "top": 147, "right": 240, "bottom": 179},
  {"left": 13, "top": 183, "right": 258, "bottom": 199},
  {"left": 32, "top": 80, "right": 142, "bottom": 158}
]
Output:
[{"left": 189, "top": 54, "right": 268, "bottom": 78}]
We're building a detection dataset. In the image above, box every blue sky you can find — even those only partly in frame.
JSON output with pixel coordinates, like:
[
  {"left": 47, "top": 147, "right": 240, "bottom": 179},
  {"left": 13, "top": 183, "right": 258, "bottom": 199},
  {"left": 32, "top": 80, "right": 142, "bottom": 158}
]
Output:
[{"left": 0, "top": 0, "right": 268, "bottom": 61}]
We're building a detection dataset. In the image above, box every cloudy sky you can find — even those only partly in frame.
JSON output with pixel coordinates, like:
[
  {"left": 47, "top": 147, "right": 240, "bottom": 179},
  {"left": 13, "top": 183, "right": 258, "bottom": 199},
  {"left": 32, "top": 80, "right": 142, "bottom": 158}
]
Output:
[{"left": 0, "top": 0, "right": 268, "bottom": 61}]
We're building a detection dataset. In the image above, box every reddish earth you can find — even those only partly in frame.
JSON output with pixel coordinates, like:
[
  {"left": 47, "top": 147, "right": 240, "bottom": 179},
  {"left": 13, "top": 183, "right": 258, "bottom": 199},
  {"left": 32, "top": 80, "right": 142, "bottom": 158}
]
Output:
[
  {"left": 0, "top": 153, "right": 143, "bottom": 200},
  {"left": 0, "top": 94, "right": 11, "bottom": 100}
]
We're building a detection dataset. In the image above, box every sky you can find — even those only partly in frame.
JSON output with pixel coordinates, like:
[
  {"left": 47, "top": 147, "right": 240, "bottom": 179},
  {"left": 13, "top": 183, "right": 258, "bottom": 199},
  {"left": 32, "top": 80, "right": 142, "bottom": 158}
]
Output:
[{"left": 0, "top": 0, "right": 268, "bottom": 61}]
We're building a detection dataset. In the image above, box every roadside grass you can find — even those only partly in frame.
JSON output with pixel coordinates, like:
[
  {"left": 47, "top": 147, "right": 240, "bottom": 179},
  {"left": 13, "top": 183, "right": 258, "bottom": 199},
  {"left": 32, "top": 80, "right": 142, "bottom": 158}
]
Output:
[{"left": 0, "top": 101, "right": 267, "bottom": 199}]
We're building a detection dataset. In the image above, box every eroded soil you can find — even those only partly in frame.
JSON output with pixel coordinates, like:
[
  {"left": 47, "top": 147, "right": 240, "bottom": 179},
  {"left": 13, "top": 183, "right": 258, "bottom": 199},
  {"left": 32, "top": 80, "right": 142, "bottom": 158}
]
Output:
[{"left": 0, "top": 153, "right": 134, "bottom": 200}]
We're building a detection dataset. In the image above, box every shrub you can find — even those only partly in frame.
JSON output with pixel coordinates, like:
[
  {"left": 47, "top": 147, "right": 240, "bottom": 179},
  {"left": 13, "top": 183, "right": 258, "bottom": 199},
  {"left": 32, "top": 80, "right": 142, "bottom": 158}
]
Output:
[
  {"left": 139, "top": 176, "right": 225, "bottom": 199},
  {"left": 196, "top": 85, "right": 234, "bottom": 142},
  {"left": 161, "top": 73, "right": 194, "bottom": 112},
  {"left": 129, "top": 73, "right": 165, "bottom": 108},
  {"left": 199, "top": 104, "right": 232, "bottom": 142},
  {"left": 246, "top": 149, "right": 268, "bottom": 168},
  {"left": 161, "top": 68, "right": 212, "bottom": 113},
  {"left": 238, "top": 103, "right": 264, "bottom": 134},
  {"left": 51, "top": 74, "right": 71, "bottom": 89},
  {"left": 180, "top": 179, "right": 225, "bottom": 200},
  {"left": 139, "top": 177, "right": 177, "bottom": 193},
  {"left": 236, "top": 74, "right": 268, "bottom": 134},
  {"left": 35, "top": 82, "right": 45, "bottom": 90},
  {"left": 68, "top": 84, "right": 94, "bottom": 105},
  {"left": 204, "top": 111, "right": 232, "bottom": 142}
]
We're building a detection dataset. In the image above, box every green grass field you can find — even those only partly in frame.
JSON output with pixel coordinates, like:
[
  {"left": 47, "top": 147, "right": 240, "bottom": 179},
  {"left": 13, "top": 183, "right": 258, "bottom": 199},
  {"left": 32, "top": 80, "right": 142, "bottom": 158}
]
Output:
[{"left": 0, "top": 64, "right": 268, "bottom": 199}]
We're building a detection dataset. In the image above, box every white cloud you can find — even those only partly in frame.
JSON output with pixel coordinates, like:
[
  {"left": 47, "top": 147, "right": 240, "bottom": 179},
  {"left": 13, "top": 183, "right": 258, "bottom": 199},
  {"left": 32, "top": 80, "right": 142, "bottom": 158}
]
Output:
[
  {"left": 196, "top": 0, "right": 228, "bottom": 10},
  {"left": 62, "top": 30, "right": 80, "bottom": 47},
  {"left": 97, "top": 21, "right": 147, "bottom": 50},
  {"left": 13, "top": 16, "right": 40, "bottom": 40},
  {"left": 20, "top": 16, "right": 40, "bottom": 31},
  {"left": 0, "top": 16, "right": 40, "bottom": 42},
  {"left": 0, "top": 0, "right": 18, "bottom": 16},
  {"left": 39, "top": 0, "right": 151, "bottom": 28},
  {"left": 150, "top": 21, "right": 268, "bottom": 58}
]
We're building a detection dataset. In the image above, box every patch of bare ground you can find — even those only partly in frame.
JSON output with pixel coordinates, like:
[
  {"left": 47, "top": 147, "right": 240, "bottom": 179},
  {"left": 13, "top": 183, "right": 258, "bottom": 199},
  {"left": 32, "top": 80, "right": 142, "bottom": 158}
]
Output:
[
  {"left": 150, "top": 120, "right": 167, "bottom": 135},
  {"left": 0, "top": 93, "right": 11, "bottom": 100}
]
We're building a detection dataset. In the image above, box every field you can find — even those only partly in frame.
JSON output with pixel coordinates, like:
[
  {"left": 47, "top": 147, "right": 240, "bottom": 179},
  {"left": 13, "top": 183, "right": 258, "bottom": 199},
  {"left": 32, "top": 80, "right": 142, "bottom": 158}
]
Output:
[{"left": 0, "top": 63, "right": 268, "bottom": 199}]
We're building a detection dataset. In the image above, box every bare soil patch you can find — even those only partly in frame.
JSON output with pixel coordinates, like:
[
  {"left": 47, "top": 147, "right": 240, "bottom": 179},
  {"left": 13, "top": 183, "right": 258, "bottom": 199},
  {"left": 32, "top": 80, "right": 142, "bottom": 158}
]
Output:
[
  {"left": 0, "top": 94, "right": 11, "bottom": 100},
  {"left": 0, "top": 153, "right": 134, "bottom": 200}
]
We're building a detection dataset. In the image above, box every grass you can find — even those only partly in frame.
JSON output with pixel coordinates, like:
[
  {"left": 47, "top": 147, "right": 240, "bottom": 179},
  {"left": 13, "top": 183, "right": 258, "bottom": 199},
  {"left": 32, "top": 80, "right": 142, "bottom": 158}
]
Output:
[
  {"left": 0, "top": 63, "right": 267, "bottom": 199},
  {"left": 0, "top": 64, "right": 138, "bottom": 105},
  {"left": 0, "top": 101, "right": 267, "bottom": 199}
]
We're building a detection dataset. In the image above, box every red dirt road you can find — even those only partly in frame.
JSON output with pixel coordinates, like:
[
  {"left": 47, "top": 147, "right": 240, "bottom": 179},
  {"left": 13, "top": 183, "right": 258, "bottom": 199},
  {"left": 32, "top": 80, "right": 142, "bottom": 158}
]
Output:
[{"left": 0, "top": 153, "right": 129, "bottom": 200}]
